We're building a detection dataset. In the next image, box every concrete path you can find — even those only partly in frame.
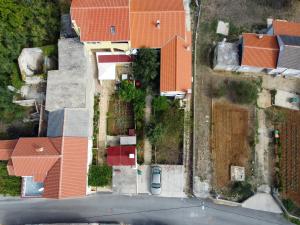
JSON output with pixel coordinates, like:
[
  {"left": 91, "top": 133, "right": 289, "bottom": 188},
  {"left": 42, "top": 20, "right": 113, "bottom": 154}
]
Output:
[
  {"left": 143, "top": 95, "right": 152, "bottom": 165},
  {"left": 262, "top": 74, "right": 300, "bottom": 93},
  {"left": 242, "top": 193, "right": 282, "bottom": 214},
  {"left": 183, "top": 0, "right": 191, "bottom": 31},
  {"left": 255, "top": 109, "right": 271, "bottom": 185}
]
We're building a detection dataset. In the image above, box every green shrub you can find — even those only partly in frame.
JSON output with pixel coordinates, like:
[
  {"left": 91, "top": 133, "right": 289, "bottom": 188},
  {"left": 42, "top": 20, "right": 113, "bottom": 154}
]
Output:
[
  {"left": 119, "top": 81, "right": 146, "bottom": 121},
  {"left": 231, "top": 181, "right": 254, "bottom": 202},
  {"left": 41, "top": 45, "right": 57, "bottom": 57},
  {"left": 266, "top": 108, "right": 286, "bottom": 123},
  {"left": 88, "top": 164, "right": 112, "bottom": 187},
  {"left": 230, "top": 80, "right": 258, "bottom": 104},
  {"left": 10, "top": 65, "right": 23, "bottom": 89},
  {"left": 212, "top": 83, "right": 227, "bottom": 98},
  {"left": 283, "top": 199, "right": 296, "bottom": 212},
  {"left": 152, "top": 96, "right": 170, "bottom": 113}
]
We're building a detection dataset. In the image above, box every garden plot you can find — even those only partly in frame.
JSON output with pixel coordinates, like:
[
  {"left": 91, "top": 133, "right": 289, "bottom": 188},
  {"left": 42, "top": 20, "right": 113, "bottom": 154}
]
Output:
[
  {"left": 107, "top": 95, "right": 134, "bottom": 136},
  {"left": 212, "top": 101, "right": 251, "bottom": 189},
  {"left": 275, "top": 109, "right": 300, "bottom": 205}
]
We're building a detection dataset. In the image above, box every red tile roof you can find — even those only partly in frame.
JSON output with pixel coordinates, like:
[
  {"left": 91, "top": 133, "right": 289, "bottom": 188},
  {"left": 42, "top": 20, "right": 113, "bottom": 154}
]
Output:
[
  {"left": 130, "top": 0, "right": 184, "bottom": 11},
  {"left": 98, "top": 55, "right": 133, "bottom": 63},
  {"left": 0, "top": 140, "right": 17, "bottom": 160},
  {"left": 71, "top": 0, "right": 130, "bottom": 42},
  {"left": 2, "top": 137, "right": 88, "bottom": 199},
  {"left": 160, "top": 34, "right": 192, "bottom": 92},
  {"left": 273, "top": 20, "right": 300, "bottom": 37},
  {"left": 241, "top": 33, "right": 279, "bottom": 69},
  {"left": 107, "top": 146, "right": 136, "bottom": 166},
  {"left": 130, "top": 11, "right": 186, "bottom": 48}
]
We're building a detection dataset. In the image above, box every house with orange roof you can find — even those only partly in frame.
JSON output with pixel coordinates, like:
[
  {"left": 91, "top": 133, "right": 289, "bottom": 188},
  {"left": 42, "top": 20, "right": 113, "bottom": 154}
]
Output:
[
  {"left": 0, "top": 137, "right": 88, "bottom": 198},
  {"left": 214, "top": 19, "right": 300, "bottom": 77},
  {"left": 70, "top": 0, "right": 192, "bottom": 97},
  {"left": 238, "top": 33, "right": 280, "bottom": 74}
]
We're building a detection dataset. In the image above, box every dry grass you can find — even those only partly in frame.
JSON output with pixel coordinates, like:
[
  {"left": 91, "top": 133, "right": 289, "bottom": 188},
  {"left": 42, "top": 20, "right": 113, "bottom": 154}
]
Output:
[{"left": 211, "top": 101, "right": 251, "bottom": 189}]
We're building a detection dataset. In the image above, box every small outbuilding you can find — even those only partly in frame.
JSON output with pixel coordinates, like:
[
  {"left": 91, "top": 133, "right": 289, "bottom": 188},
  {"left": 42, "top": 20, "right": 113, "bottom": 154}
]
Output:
[
  {"left": 213, "top": 41, "right": 240, "bottom": 72},
  {"left": 231, "top": 166, "right": 245, "bottom": 182},
  {"left": 107, "top": 146, "right": 136, "bottom": 167}
]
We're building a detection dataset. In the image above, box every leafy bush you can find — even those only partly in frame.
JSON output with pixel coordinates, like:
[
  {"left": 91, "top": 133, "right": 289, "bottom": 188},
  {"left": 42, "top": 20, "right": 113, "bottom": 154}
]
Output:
[
  {"left": 0, "top": 162, "right": 21, "bottom": 196},
  {"left": 212, "top": 83, "right": 227, "bottom": 98},
  {"left": 283, "top": 199, "right": 296, "bottom": 212},
  {"left": 10, "top": 65, "right": 23, "bottom": 89},
  {"left": 230, "top": 80, "right": 258, "bottom": 104},
  {"left": 146, "top": 122, "right": 163, "bottom": 146},
  {"left": 119, "top": 81, "right": 146, "bottom": 121},
  {"left": 231, "top": 181, "right": 254, "bottom": 202},
  {"left": 88, "top": 164, "right": 112, "bottom": 187},
  {"left": 40, "top": 44, "right": 57, "bottom": 57},
  {"left": 152, "top": 96, "right": 170, "bottom": 113}
]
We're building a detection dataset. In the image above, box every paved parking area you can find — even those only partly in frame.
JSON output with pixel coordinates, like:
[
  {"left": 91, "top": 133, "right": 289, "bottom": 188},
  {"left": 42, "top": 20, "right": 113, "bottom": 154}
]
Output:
[
  {"left": 138, "top": 165, "right": 186, "bottom": 198},
  {"left": 112, "top": 166, "right": 137, "bottom": 195}
]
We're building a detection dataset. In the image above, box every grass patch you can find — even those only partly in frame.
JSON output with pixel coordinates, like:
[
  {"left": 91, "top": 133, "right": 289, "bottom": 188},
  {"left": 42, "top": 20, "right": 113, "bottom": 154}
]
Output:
[
  {"left": 147, "top": 99, "right": 184, "bottom": 164},
  {"left": 93, "top": 94, "right": 100, "bottom": 148},
  {"left": 88, "top": 164, "right": 112, "bottom": 187},
  {"left": 0, "top": 162, "right": 21, "bottom": 196}
]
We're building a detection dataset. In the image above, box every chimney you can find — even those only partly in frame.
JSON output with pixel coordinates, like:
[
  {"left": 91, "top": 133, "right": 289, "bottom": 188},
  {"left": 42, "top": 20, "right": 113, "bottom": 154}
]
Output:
[
  {"left": 257, "top": 34, "right": 264, "bottom": 39},
  {"left": 155, "top": 20, "right": 160, "bottom": 29},
  {"left": 35, "top": 147, "right": 44, "bottom": 152}
]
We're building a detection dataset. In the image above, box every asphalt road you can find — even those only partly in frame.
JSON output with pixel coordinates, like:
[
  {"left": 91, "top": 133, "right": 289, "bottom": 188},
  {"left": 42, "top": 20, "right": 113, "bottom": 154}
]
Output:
[{"left": 0, "top": 194, "right": 292, "bottom": 225}]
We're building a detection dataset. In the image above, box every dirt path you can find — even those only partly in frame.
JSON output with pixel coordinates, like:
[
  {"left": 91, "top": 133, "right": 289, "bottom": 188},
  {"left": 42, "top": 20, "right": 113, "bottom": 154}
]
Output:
[
  {"left": 143, "top": 95, "right": 152, "bottom": 165},
  {"left": 97, "top": 81, "right": 115, "bottom": 164}
]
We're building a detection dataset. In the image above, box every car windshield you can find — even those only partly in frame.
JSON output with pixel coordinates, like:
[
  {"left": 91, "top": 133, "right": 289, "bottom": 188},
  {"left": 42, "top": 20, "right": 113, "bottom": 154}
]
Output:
[{"left": 152, "top": 183, "right": 161, "bottom": 189}]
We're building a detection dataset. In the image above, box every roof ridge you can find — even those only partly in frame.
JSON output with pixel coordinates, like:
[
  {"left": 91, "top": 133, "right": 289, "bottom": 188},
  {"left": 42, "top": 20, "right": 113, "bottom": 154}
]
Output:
[
  {"left": 245, "top": 46, "right": 279, "bottom": 51},
  {"left": 58, "top": 137, "right": 65, "bottom": 199},
  {"left": 130, "top": 10, "right": 185, "bottom": 13},
  {"left": 72, "top": 6, "right": 129, "bottom": 9}
]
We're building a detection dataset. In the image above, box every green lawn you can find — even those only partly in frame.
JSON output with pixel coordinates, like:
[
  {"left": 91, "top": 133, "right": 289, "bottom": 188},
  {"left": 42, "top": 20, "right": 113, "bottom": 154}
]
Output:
[{"left": 0, "top": 162, "right": 21, "bottom": 196}]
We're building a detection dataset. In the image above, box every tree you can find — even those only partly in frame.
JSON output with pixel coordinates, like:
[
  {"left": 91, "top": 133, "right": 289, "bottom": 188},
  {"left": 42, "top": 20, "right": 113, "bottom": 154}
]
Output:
[
  {"left": 133, "top": 48, "right": 160, "bottom": 87},
  {"left": 230, "top": 80, "right": 258, "bottom": 104}
]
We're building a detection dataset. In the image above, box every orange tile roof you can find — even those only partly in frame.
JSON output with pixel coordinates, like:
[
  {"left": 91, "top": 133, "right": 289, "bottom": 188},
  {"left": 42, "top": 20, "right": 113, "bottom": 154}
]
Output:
[
  {"left": 59, "top": 137, "right": 88, "bottom": 198},
  {"left": 131, "top": 0, "right": 184, "bottom": 11},
  {"left": 71, "top": 0, "right": 130, "bottom": 42},
  {"left": 241, "top": 33, "right": 279, "bottom": 69},
  {"left": 273, "top": 20, "right": 300, "bottom": 37},
  {"left": 130, "top": 0, "right": 186, "bottom": 48},
  {"left": 160, "top": 33, "right": 192, "bottom": 92},
  {"left": 130, "top": 10, "right": 186, "bottom": 48},
  {"left": 0, "top": 140, "right": 17, "bottom": 160},
  {"left": 72, "top": 0, "right": 129, "bottom": 8}
]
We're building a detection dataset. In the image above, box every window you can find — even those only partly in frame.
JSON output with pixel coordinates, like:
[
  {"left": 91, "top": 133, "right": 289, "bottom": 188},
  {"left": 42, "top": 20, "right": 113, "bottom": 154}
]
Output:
[{"left": 110, "top": 26, "right": 116, "bottom": 35}]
